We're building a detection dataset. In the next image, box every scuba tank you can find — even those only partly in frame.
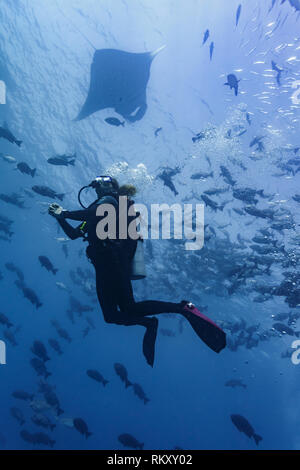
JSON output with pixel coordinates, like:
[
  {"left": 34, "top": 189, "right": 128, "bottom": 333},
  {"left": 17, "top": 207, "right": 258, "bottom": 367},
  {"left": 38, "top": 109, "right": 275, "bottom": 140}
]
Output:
[{"left": 131, "top": 239, "right": 146, "bottom": 280}]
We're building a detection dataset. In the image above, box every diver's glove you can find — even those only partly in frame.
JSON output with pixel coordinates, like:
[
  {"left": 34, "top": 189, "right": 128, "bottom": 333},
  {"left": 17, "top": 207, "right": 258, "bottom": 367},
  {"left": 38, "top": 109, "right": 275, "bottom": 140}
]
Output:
[{"left": 48, "top": 203, "right": 65, "bottom": 219}]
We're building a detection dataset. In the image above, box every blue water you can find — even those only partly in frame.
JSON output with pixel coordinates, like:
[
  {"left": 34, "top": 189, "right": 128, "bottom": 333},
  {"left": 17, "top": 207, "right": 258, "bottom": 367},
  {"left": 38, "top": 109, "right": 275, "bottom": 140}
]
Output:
[{"left": 0, "top": 0, "right": 299, "bottom": 450}]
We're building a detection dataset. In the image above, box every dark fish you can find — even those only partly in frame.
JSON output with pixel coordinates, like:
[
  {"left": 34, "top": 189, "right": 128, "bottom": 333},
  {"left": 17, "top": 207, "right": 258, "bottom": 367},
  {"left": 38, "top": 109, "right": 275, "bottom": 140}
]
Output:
[
  {"left": 105, "top": 117, "right": 125, "bottom": 127},
  {"left": 32, "top": 432, "right": 55, "bottom": 448},
  {"left": 17, "top": 162, "right": 36, "bottom": 177},
  {"left": 0, "top": 193, "right": 25, "bottom": 208},
  {"left": 0, "top": 124, "right": 22, "bottom": 146},
  {"left": 191, "top": 171, "right": 213, "bottom": 180},
  {"left": 249, "top": 136, "right": 265, "bottom": 148},
  {"left": 56, "top": 327, "right": 72, "bottom": 343},
  {"left": 0, "top": 221, "right": 13, "bottom": 237},
  {"left": 204, "top": 187, "right": 229, "bottom": 196},
  {"left": 38, "top": 256, "right": 58, "bottom": 275},
  {"left": 273, "top": 322, "right": 299, "bottom": 336},
  {"left": 15, "top": 280, "right": 42, "bottom": 309},
  {"left": 118, "top": 433, "right": 144, "bottom": 450},
  {"left": 47, "top": 157, "right": 75, "bottom": 166},
  {"left": 209, "top": 42, "right": 214, "bottom": 60},
  {"left": 0, "top": 312, "right": 13, "bottom": 328},
  {"left": 246, "top": 112, "right": 251, "bottom": 126},
  {"left": 31, "top": 413, "right": 56, "bottom": 431},
  {"left": 114, "top": 363, "right": 132, "bottom": 388},
  {"left": 224, "top": 74, "right": 240, "bottom": 96},
  {"left": 12, "top": 390, "right": 34, "bottom": 401},
  {"left": 158, "top": 168, "right": 180, "bottom": 196},
  {"left": 43, "top": 390, "right": 64, "bottom": 416},
  {"left": 132, "top": 383, "right": 150, "bottom": 404},
  {"left": 87, "top": 369, "right": 109, "bottom": 387},
  {"left": 5, "top": 262, "right": 24, "bottom": 280},
  {"left": 48, "top": 338, "right": 63, "bottom": 355},
  {"left": 32, "top": 185, "right": 65, "bottom": 201},
  {"left": 0, "top": 214, "right": 13, "bottom": 226},
  {"left": 30, "top": 358, "right": 51, "bottom": 379},
  {"left": 154, "top": 127, "right": 162, "bottom": 137},
  {"left": 10, "top": 407, "right": 25, "bottom": 425},
  {"left": 202, "top": 29, "right": 210, "bottom": 45},
  {"left": 201, "top": 194, "right": 225, "bottom": 212},
  {"left": 73, "top": 418, "right": 92, "bottom": 438},
  {"left": 231, "top": 414, "right": 262, "bottom": 446},
  {"left": 292, "top": 194, "right": 300, "bottom": 203},
  {"left": 236, "top": 4, "right": 242, "bottom": 26},
  {"left": 192, "top": 131, "right": 206, "bottom": 143},
  {"left": 220, "top": 166, "right": 236, "bottom": 186},
  {"left": 31, "top": 340, "right": 50, "bottom": 362},
  {"left": 271, "top": 60, "right": 283, "bottom": 86},
  {"left": 225, "top": 379, "right": 247, "bottom": 389},
  {"left": 244, "top": 206, "right": 275, "bottom": 220}
]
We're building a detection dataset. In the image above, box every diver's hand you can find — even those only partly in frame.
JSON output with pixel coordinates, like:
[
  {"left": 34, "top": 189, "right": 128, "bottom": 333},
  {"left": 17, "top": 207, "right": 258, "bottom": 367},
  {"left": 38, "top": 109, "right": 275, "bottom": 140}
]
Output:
[{"left": 48, "top": 203, "right": 65, "bottom": 219}]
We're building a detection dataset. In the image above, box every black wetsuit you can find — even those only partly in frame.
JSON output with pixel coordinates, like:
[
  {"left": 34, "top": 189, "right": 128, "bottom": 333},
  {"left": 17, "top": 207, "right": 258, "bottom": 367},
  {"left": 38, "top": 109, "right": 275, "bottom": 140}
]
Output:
[{"left": 58, "top": 195, "right": 182, "bottom": 328}]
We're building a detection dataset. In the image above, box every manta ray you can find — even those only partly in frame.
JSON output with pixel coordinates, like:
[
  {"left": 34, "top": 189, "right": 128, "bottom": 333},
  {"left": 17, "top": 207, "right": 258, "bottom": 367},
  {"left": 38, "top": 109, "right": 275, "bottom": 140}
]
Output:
[{"left": 75, "top": 46, "right": 165, "bottom": 122}]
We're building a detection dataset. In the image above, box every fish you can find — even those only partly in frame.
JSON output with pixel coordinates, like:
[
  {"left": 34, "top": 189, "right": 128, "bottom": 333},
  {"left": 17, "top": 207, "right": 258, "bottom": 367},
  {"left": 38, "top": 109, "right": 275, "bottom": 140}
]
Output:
[
  {"left": 202, "top": 29, "right": 210, "bottom": 45},
  {"left": 15, "top": 280, "right": 43, "bottom": 309},
  {"left": 244, "top": 206, "right": 275, "bottom": 220},
  {"left": 225, "top": 379, "right": 247, "bottom": 389},
  {"left": 0, "top": 124, "right": 22, "bottom": 146},
  {"left": 220, "top": 166, "right": 236, "bottom": 186},
  {"left": 43, "top": 390, "right": 64, "bottom": 416},
  {"left": 75, "top": 46, "right": 165, "bottom": 122},
  {"left": 154, "top": 127, "right": 162, "bottom": 137},
  {"left": 191, "top": 171, "right": 214, "bottom": 180},
  {"left": 246, "top": 112, "right": 252, "bottom": 125},
  {"left": 0, "top": 312, "right": 13, "bottom": 328},
  {"left": 118, "top": 433, "right": 144, "bottom": 450},
  {"left": 201, "top": 195, "right": 225, "bottom": 212},
  {"left": 87, "top": 369, "right": 109, "bottom": 386},
  {"left": 192, "top": 131, "right": 206, "bottom": 143},
  {"left": 236, "top": 4, "right": 242, "bottom": 26},
  {"left": 30, "top": 358, "right": 51, "bottom": 379},
  {"left": 271, "top": 60, "right": 283, "bottom": 86},
  {"left": 0, "top": 153, "right": 16, "bottom": 163},
  {"left": 204, "top": 187, "right": 229, "bottom": 196},
  {"left": 10, "top": 407, "right": 25, "bottom": 425},
  {"left": 114, "top": 363, "right": 132, "bottom": 388},
  {"left": 47, "top": 157, "right": 75, "bottom": 166},
  {"left": 16, "top": 162, "right": 36, "bottom": 177},
  {"left": 273, "top": 322, "right": 299, "bottom": 336},
  {"left": 0, "top": 193, "right": 25, "bottom": 208},
  {"left": 48, "top": 338, "right": 63, "bottom": 355},
  {"left": 73, "top": 418, "right": 92, "bottom": 438},
  {"left": 105, "top": 117, "right": 125, "bottom": 127},
  {"left": 12, "top": 390, "right": 34, "bottom": 401},
  {"left": 132, "top": 383, "right": 150, "bottom": 404},
  {"left": 0, "top": 222, "right": 13, "bottom": 237},
  {"left": 209, "top": 42, "right": 214, "bottom": 60},
  {"left": 231, "top": 414, "right": 262, "bottom": 446},
  {"left": 31, "top": 414, "right": 56, "bottom": 431},
  {"left": 31, "top": 340, "right": 50, "bottom": 362},
  {"left": 32, "top": 186, "right": 65, "bottom": 201},
  {"left": 38, "top": 256, "right": 58, "bottom": 275},
  {"left": 224, "top": 74, "right": 240, "bottom": 96},
  {"left": 5, "top": 262, "right": 24, "bottom": 280},
  {"left": 249, "top": 136, "right": 265, "bottom": 148}
]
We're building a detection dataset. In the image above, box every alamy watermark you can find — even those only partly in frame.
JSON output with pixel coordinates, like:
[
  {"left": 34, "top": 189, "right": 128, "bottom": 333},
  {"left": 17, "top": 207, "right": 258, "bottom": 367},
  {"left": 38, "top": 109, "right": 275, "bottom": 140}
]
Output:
[
  {"left": 0, "top": 340, "right": 6, "bottom": 365},
  {"left": 0, "top": 80, "right": 6, "bottom": 104},
  {"left": 95, "top": 197, "right": 205, "bottom": 251},
  {"left": 291, "top": 80, "right": 300, "bottom": 105}
]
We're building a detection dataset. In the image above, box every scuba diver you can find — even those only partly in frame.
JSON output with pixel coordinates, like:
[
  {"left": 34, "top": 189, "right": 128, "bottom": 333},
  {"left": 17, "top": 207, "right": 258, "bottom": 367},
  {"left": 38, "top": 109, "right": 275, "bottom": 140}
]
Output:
[{"left": 48, "top": 175, "right": 226, "bottom": 366}]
